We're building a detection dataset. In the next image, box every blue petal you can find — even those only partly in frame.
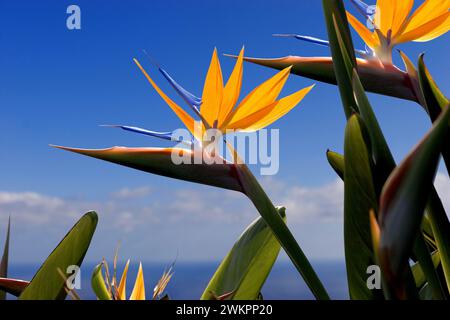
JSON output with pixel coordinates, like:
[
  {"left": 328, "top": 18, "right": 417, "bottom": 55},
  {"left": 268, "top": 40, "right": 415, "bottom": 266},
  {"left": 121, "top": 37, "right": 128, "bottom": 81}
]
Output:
[
  {"left": 119, "top": 126, "right": 174, "bottom": 140},
  {"left": 350, "top": 0, "right": 376, "bottom": 18},
  {"left": 158, "top": 68, "right": 202, "bottom": 109},
  {"left": 274, "top": 34, "right": 369, "bottom": 57},
  {"left": 273, "top": 34, "right": 330, "bottom": 47},
  {"left": 364, "top": 45, "right": 374, "bottom": 56},
  {"left": 101, "top": 125, "right": 193, "bottom": 145},
  {"left": 141, "top": 50, "right": 202, "bottom": 116},
  {"left": 366, "top": 5, "right": 376, "bottom": 16}
]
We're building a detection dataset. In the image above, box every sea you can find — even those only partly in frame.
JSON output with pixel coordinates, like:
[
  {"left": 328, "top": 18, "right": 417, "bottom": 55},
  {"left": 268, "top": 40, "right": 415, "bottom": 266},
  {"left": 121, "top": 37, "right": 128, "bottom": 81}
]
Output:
[{"left": 6, "top": 260, "right": 349, "bottom": 300}]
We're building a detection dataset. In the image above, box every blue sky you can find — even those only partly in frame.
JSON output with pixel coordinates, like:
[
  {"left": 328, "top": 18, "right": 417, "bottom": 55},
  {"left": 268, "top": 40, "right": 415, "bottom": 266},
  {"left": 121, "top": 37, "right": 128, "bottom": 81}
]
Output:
[{"left": 0, "top": 0, "right": 449, "bottom": 268}]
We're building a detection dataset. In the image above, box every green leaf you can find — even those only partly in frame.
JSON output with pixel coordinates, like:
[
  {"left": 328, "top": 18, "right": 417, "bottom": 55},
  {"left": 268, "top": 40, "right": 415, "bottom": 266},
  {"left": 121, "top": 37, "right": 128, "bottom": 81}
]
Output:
[
  {"left": 0, "top": 217, "right": 10, "bottom": 300},
  {"left": 422, "top": 214, "right": 437, "bottom": 250},
  {"left": 323, "top": 1, "right": 396, "bottom": 189},
  {"left": 322, "top": 0, "right": 357, "bottom": 118},
  {"left": 343, "top": 114, "right": 383, "bottom": 300},
  {"left": 351, "top": 70, "right": 396, "bottom": 192},
  {"left": 323, "top": 3, "right": 431, "bottom": 297},
  {"left": 201, "top": 208, "right": 286, "bottom": 300},
  {"left": 378, "top": 105, "right": 450, "bottom": 299},
  {"left": 418, "top": 54, "right": 450, "bottom": 176},
  {"left": 416, "top": 59, "right": 450, "bottom": 291},
  {"left": 91, "top": 263, "right": 112, "bottom": 300},
  {"left": 0, "top": 278, "right": 29, "bottom": 297},
  {"left": 395, "top": 54, "right": 450, "bottom": 296},
  {"left": 321, "top": 0, "right": 446, "bottom": 299},
  {"left": 19, "top": 211, "right": 98, "bottom": 300},
  {"left": 53, "top": 146, "right": 243, "bottom": 193},
  {"left": 323, "top": 2, "right": 381, "bottom": 298},
  {"left": 326, "top": 150, "right": 344, "bottom": 180},
  {"left": 351, "top": 52, "right": 447, "bottom": 299},
  {"left": 236, "top": 164, "right": 329, "bottom": 300},
  {"left": 412, "top": 250, "right": 441, "bottom": 290},
  {"left": 427, "top": 188, "right": 450, "bottom": 294},
  {"left": 351, "top": 75, "right": 436, "bottom": 298},
  {"left": 419, "top": 283, "right": 434, "bottom": 300},
  {"left": 328, "top": 149, "right": 440, "bottom": 298},
  {"left": 412, "top": 238, "right": 445, "bottom": 299},
  {"left": 398, "top": 50, "right": 426, "bottom": 108},
  {"left": 418, "top": 54, "right": 450, "bottom": 119}
]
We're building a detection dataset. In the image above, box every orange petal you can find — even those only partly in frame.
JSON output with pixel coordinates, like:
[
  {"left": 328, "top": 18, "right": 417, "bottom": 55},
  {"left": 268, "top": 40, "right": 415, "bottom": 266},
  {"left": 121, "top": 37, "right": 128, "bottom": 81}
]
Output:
[
  {"left": 224, "top": 66, "right": 292, "bottom": 128},
  {"left": 395, "top": 11, "right": 450, "bottom": 43},
  {"left": 116, "top": 259, "right": 130, "bottom": 300},
  {"left": 346, "top": 12, "right": 380, "bottom": 49},
  {"left": 375, "top": 0, "right": 395, "bottom": 36},
  {"left": 130, "top": 263, "right": 145, "bottom": 300},
  {"left": 391, "top": 0, "right": 414, "bottom": 36},
  {"left": 219, "top": 47, "right": 244, "bottom": 126},
  {"left": 403, "top": 0, "right": 450, "bottom": 34},
  {"left": 229, "top": 85, "right": 314, "bottom": 131},
  {"left": 201, "top": 48, "right": 224, "bottom": 127},
  {"left": 412, "top": 12, "right": 450, "bottom": 41},
  {"left": 226, "top": 102, "right": 275, "bottom": 131},
  {"left": 133, "top": 59, "right": 197, "bottom": 136}
]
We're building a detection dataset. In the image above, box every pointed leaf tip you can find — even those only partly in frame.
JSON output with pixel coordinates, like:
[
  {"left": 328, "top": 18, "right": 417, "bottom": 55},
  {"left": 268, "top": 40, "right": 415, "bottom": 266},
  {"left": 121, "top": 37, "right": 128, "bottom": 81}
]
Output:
[
  {"left": 379, "top": 105, "right": 450, "bottom": 298},
  {"left": 0, "top": 217, "right": 11, "bottom": 300},
  {"left": 19, "top": 211, "right": 97, "bottom": 300},
  {"left": 91, "top": 263, "right": 112, "bottom": 300},
  {"left": 54, "top": 145, "right": 244, "bottom": 193},
  {"left": 0, "top": 278, "right": 29, "bottom": 297},
  {"left": 201, "top": 210, "right": 286, "bottom": 300}
]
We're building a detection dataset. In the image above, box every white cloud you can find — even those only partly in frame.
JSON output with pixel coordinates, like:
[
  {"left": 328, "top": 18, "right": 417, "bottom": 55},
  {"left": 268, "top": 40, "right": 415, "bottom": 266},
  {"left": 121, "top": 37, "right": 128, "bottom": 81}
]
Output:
[
  {"left": 280, "top": 179, "right": 344, "bottom": 222},
  {"left": 260, "top": 177, "right": 344, "bottom": 222},
  {"left": 167, "top": 188, "right": 252, "bottom": 224},
  {"left": 3, "top": 175, "right": 446, "bottom": 263},
  {"left": 0, "top": 180, "right": 346, "bottom": 263},
  {"left": 8, "top": 173, "right": 447, "bottom": 234},
  {"left": 112, "top": 186, "right": 152, "bottom": 200},
  {"left": 0, "top": 191, "right": 74, "bottom": 225},
  {"left": 435, "top": 172, "right": 450, "bottom": 216},
  {"left": 0, "top": 178, "right": 344, "bottom": 232},
  {"left": 0, "top": 190, "right": 158, "bottom": 231}
]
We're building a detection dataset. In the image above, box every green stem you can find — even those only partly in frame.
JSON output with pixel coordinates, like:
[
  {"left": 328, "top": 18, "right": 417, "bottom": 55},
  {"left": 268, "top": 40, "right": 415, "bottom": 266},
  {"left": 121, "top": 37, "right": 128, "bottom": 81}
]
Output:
[
  {"left": 426, "top": 190, "right": 450, "bottom": 295},
  {"left": 414, "top": 234, "right": 446, "bottom": 299},
  {"left": 235, "top": 164, "right": 330, "bottom": 300}
]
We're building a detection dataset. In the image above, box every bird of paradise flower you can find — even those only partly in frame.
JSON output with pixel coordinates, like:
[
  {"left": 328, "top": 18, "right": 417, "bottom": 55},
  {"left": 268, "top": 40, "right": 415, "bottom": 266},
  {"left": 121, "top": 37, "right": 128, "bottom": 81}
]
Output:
[
  {"left": 53, "top": 47, "right": 314, "bottom": 196},
  {"left": 240, "top": 0, "right": 449, "bottom": 104},
  {"left": 92, "top": 251, "right": 174, "bottom": 300},
  {"left": 347, "top": 0, "right": 450, "bottom": 63},
  {"left": 53, "top": 48, "right": 331, "bottom": 300},
  {"left": 122, "top": 47, "right": 313, "bottom": 145},
  {"left": 275, "top": 0, "right": 450, "bottom": 64}
]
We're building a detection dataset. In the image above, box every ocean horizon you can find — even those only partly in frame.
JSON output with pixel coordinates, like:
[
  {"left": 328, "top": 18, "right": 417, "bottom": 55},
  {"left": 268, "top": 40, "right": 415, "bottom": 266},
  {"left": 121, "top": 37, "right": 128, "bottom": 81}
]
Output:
[{"left": 6, "top": 260, "right": 349, "bottom": 300}]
